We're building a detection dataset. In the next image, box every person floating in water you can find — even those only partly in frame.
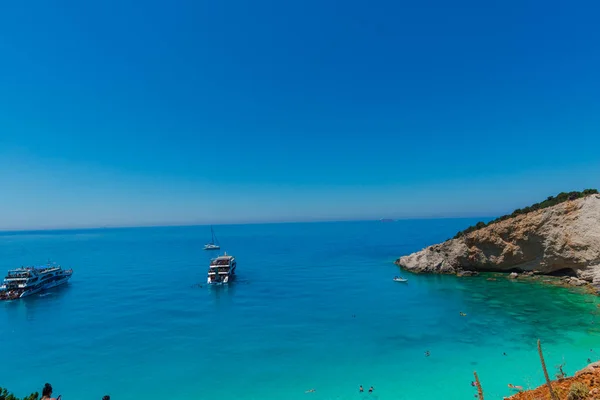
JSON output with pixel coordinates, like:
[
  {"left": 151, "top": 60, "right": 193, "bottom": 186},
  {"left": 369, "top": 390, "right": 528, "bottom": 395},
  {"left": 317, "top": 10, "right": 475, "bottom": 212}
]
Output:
[
  {"left": 359, "top": 385, "right": 364, "bottom": 393},
  {"left": 508, "top": 384, "right": 523, "bottom": 391},
  {"left": 368, "top": 387, "right": 374, "bottom": 393},
  {"left": 103, "top": 396, "right": 111, "bottom": 400},
  {"left": 459, "top": 312, "right": 467, "bottom": 317},
  {"left": 425, "top": 350, "right": 430, "bottom": 357},
  {"left": 305, "top": 389, "right": 316, "bottom": 393}
]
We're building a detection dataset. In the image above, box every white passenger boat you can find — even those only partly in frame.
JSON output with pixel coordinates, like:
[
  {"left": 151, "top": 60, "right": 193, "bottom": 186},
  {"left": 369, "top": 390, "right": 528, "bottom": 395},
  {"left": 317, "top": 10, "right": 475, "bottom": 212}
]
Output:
[
  {"left": 207, "top": 253, "right": 236, "bottom": 285},
  {"left": 0, "top": 263, "right": 73, "bottom": 300}
]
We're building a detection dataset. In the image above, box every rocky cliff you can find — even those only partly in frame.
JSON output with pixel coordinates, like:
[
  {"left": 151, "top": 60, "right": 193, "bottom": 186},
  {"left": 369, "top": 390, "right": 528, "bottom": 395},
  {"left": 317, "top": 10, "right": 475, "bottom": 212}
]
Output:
[
  {"left": 507, "top": 361, "right": 600, "bottom": 399},
  {"left": 396, "top": 194, "right": 600, "bottom": 287}
]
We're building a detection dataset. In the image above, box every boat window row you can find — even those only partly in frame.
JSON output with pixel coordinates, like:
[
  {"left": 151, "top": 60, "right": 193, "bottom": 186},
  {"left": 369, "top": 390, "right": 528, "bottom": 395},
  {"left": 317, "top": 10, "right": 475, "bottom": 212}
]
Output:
[
  {"left": 6, "top": 273, "right": 31, "bottom": 278},
  {"left": 210, "top": 259, "right": 232, "bottom": 266},
  {"left": 209, "top": 267, "right": 230, "bottom": 273},
  {"left": 41, "top": 276, "right": 67, "bottom": 284}
]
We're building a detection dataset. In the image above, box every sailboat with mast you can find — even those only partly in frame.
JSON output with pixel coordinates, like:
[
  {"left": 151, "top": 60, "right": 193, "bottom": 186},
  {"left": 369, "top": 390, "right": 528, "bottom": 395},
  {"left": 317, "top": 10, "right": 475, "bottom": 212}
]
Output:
[{"left": 203, "top": 226, "right": 221, "bottom": 250}]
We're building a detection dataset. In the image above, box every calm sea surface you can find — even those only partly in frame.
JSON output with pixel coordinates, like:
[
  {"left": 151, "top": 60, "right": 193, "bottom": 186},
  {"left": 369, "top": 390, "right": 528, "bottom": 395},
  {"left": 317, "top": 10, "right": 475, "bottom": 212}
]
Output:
[{"left": 1, "top": 220, "right": 599, "bottom": 400}]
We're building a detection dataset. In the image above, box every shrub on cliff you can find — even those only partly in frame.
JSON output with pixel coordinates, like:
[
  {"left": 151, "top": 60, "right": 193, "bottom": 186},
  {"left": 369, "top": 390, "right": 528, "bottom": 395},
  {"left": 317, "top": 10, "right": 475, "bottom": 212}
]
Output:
[
  {"left": 0, "top": 387, "right": 39, "bottom": 400},
  {"left": 453, "top": 189, "right": 599, "bottom": 239},
  {"left": 567, "top": 382, "right": 589, "bottom": 400},
  {"left": 475, "top": 221, "right": 486, "bottom": 229}
]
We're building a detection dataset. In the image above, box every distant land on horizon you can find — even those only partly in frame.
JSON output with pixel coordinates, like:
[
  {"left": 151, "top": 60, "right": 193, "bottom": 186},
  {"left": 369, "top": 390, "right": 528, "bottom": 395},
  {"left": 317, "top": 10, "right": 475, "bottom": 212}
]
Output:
[
  {"left": 0, "top": 214, "right": 498, "bottom": 234},
  {"left": 5, "top": 188, "right": 600, "bottom": 232},
  {"left": 9, "top": 189, "right": 599, "bottom": 232}
]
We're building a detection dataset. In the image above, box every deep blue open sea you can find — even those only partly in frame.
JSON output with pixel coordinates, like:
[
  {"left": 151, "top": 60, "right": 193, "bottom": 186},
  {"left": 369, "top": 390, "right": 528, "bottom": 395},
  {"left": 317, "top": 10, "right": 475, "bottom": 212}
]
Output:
[{"left": 2, "top": 220, "right": 600, "bottom": 400}]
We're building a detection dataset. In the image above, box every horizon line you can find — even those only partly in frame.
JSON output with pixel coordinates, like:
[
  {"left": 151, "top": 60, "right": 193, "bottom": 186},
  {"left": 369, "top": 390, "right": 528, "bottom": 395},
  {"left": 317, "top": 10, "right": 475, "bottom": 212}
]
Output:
[{"left": 0, "top": 214, "right": 497, "bottom": 234}]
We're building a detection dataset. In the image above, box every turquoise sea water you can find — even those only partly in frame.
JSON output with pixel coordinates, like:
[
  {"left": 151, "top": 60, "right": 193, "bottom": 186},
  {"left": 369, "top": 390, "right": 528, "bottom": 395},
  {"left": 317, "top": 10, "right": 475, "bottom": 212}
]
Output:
[{"left": 1, "top": 220, "right": 600, "bottom": 400}]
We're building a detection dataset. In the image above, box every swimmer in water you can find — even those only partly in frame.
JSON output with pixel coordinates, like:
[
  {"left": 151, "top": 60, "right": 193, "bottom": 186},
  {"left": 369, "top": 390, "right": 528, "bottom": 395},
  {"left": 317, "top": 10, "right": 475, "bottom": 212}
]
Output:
[
  {"left": 425, "top": 350, "right": 430, "bottom": 357},
  {"left": 359, "top": 386, "right": 364, "bottom": 393},
  {"left": 508, "top": 384, "right": 523, "bottom": 391},
  {"left": 460, "top": 312, "right": 467, "bottom": 317},
  {"left": 368, "top": 387, "right": 374, "bottom": 393},
  {"left": 305, "top": 389, "right": 316, "bottom": 393}
]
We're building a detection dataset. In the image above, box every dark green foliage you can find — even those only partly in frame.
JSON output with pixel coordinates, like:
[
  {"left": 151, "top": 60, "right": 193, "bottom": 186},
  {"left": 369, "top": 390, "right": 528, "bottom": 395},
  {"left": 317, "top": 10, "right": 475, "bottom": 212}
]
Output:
[
  {"left": 453, "top": 189, "right": 598, "bottom": 239},
  {"left": 0, "top": 387, "right": 39, "bottom": 400}
]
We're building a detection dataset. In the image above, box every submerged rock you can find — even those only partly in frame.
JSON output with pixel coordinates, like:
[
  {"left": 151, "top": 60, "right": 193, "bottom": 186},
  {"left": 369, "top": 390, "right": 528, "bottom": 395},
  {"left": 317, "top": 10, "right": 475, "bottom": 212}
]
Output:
[
  {"left": 457, "top": 270, "right": 479, "bottom": 277},
  {"left": 396, "top": 194, "right": 600, "bottom": 288}
]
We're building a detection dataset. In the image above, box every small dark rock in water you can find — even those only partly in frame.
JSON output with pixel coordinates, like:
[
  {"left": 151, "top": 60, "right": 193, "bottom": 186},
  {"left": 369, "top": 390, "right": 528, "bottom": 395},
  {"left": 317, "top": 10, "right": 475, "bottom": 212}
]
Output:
[{"left": 457, "top": 270, "right": 479, "bottom": 277}]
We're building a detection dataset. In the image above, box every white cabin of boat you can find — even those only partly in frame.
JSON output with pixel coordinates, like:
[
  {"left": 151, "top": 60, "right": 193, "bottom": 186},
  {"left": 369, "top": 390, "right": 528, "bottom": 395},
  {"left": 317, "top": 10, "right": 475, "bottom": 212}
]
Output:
[{"left": 207, "top": 253, "right": 236, "bottom": 284}]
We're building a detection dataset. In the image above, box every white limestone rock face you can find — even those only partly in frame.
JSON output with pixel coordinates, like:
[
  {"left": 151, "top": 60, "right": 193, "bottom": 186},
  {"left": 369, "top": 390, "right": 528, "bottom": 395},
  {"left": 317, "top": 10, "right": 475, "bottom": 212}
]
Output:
[{"left": 396, "top": 195, "right": 600, "bottom": 288}]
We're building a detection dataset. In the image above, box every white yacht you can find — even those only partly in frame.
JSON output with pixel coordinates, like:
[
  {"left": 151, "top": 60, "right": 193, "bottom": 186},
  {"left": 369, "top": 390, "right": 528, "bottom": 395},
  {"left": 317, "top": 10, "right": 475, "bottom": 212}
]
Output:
[
  {"left": 203, "top": 226, "right": 221, "bottom": 251},
  {"left": 0, "top": 264, "right": 73, "bottom": 300},
  {"left": 207, "top": 253, "right": 236, "bottom": 285}
]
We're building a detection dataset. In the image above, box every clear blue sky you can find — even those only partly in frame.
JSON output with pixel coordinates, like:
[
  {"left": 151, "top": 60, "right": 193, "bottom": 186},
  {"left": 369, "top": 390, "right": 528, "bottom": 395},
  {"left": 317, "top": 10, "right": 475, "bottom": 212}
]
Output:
[{"left": 0, "top": 0, "right": 599, "bottom": 229}]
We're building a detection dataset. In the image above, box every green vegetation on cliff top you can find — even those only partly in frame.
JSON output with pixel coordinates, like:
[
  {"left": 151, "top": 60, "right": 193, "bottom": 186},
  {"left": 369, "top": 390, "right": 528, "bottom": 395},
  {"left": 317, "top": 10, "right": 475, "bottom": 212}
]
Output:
[{"left": 453, "top": 189, "right": 599, "bottom": 239}]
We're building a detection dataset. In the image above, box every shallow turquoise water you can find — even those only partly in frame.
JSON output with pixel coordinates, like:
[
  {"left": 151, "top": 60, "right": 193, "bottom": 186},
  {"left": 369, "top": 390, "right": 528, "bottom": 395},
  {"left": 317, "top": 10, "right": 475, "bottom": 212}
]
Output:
[{"left": 1, "top": 220, "right": 599, "bottom": 400}]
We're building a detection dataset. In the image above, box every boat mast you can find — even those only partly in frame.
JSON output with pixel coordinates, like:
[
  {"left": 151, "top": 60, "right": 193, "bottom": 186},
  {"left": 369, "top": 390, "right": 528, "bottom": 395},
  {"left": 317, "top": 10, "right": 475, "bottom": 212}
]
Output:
[{"left": 212, "top": 226, "right": 219, "bottom": 245}]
